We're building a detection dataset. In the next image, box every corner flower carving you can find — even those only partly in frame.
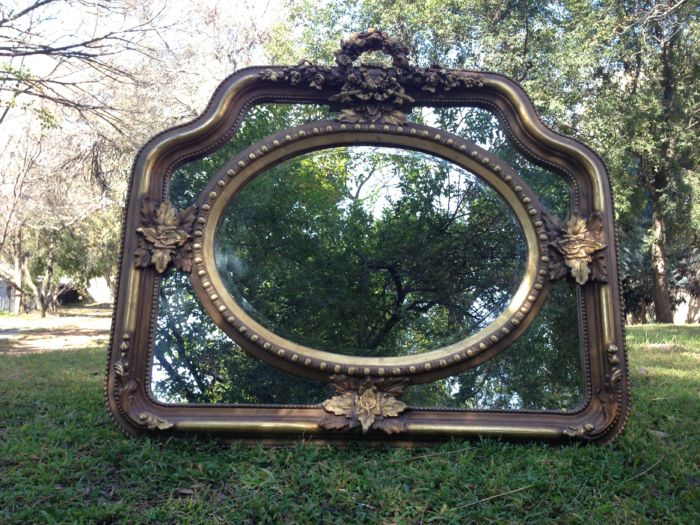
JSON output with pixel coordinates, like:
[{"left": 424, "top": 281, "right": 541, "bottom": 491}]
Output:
[
  {"left": 135, "top": 197, "right": 197, "bottom": 274},
  {"left": 563, "top": 422, "right": 596, "bottom": 439},
  {"left": 320, "top": 375, "right": 408, "bottom": 434},
  {"left": 542, "top": 211, "right": 607, "bottom": 285}
]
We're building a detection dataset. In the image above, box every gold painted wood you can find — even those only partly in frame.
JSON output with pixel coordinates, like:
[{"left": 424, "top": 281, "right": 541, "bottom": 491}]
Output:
[{"left": 105, "top": 29, "right": 630, "bottom": 445}]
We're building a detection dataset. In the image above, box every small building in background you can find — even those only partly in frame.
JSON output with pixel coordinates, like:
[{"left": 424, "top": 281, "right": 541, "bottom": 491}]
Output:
[{"left": 0, "top": 278, "right": 19, "bottom": 314}]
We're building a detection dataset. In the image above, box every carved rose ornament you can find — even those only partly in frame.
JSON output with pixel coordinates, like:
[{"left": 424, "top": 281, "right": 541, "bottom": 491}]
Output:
[
  {"left": 135, "top": 198, "right": 197, "bottom": 273},
  {"left": 259, "top": 29, "right": 483, "bottom": 126},
  {"left": 542, "top": 211, "right": 607, "bottom": 285},
  {"left": 320, "top": 376, "right": 408, "bottom": 434}
]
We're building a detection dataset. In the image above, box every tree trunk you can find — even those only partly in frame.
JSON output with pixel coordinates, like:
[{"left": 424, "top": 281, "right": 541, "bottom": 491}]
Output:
[
  {"left": 649, "top": 204, "right": 674, "bottom": 323},
  {"left": 22, "top": 258, "right": 42, "bottom": 316},
  {"left": 11, "top": 239, "right": 22, "bottom": 314},
  {"left": 646, "top": 20, "right": 680, "bottom": 325}
]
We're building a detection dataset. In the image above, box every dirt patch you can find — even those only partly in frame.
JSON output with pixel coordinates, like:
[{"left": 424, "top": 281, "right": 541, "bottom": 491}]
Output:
[{"left": 0, "top": 304, "right": 111, "bottom": 354}]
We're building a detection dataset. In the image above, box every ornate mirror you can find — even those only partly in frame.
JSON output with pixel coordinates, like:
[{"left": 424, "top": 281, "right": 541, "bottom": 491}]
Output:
[{"left": 106, "top": 30, "right": 630, "bottom": 444}]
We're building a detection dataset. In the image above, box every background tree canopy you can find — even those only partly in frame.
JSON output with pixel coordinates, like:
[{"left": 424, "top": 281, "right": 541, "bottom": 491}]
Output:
[
  {"left": 265, "top": 0, "right": 700, "bottom": 324},
  {"left": 2, "top": 0, "right": 697, "bottom": 322}
]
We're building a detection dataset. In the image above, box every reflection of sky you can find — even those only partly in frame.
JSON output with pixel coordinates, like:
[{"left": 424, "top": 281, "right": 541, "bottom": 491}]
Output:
[{"left": 344, "top": 147, "right": 482, "bottom": 222}]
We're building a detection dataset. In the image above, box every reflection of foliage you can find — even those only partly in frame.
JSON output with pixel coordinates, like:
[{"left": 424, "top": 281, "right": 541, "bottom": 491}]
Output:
[
  {"left": 405, "top": 280, "right": 584, "bottom": 411},
  {"left": 411, "top": 106, "right": 572, "bottom": 218},
  {"left": 152, "top": 271, "right": 332, "bottom": 404},
  {"left": 169, "top": 104, "right": 331, "bottom": 209},
  {"left": 217, "top": 147, "right": 525, "bottom": 355},
  {"left": 154, "top": 272, "right": 584, "bottom": 410},
  {"left": 155, "top": 102, "right": 583, "bottom": 411}
]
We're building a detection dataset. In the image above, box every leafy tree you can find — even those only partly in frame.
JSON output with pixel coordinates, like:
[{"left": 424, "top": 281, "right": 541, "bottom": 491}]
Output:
[
  {"left": 267, "top": 0, "right": 700, "bottom": 321},
  {"left": 0, "top": 1, "right": 279, "bottom": 314},
  {"left": 218, "top": 146, "right": 525, "bottom": 355}
]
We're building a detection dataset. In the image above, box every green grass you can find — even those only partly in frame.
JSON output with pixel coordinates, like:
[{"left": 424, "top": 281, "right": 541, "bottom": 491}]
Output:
[{"left": 1, "top": 325, "right": 699, "bottom": 524}]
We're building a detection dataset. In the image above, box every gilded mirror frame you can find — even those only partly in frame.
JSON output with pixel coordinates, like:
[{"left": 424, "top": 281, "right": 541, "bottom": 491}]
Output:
[{"left": 105, "top": 30, "right": 630, "bottom": 444}]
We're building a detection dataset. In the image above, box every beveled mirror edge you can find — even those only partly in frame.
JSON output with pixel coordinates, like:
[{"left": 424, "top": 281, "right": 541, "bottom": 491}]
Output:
[{"left": 106, "top": 32, "right": 630, "bottom": 444}]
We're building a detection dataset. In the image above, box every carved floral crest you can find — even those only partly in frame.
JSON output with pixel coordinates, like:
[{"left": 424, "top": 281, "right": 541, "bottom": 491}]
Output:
[
  {"left": 259, "top": 29, "right": 484, "bottom": 125},
  {"left": 320, "top": 375, "right": 408, "bottom": 434},
  {"left": 134, "top": 197, "right": 197, "bottom": 273},
  {"left": 542, "top": 211, "right": 607, "bottom": 285}
]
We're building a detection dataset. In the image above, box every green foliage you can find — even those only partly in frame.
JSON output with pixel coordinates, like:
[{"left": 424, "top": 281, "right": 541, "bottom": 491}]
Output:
[
  {"left": 1, "top": 325, "right": 699, "bottom": 523},
  {"left": 24, "top": 206, "right": 121, "bottom": 299},
  {"left": 220, "top": 147, "right": 524, "bottom": 353},
  {"left": 267, "top": 0, "right": 700, "bottom": 318}
]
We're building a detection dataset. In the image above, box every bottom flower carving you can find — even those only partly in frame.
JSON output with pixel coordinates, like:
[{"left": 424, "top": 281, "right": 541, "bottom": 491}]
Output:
[{"left": 319, "top": 375, "right": 408, "bottom": 434}]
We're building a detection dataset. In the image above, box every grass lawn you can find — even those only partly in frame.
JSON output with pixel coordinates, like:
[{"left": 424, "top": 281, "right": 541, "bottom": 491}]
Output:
[{"left": 1, "top": 325, "right": 698, "bottom": 524}]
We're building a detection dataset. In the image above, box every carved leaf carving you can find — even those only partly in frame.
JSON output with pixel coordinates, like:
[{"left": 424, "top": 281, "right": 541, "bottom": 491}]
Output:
[
  {"left": 372, "top": 418, "right": 406, "bottom": 434},
  {"left": 134, "top": 242, "right": 151, "bottom": 268},
  {"left": 566, "top": 257, "right": 592, "bottom": 286},
  {"left": 563, "top": 422, "right": 596, "bottom": 438},
  {"left": 151, "top": 248, "right": 174, "bottom": 274},
  {"left": 179, "top": 204, "right": 197, "bottom": 231},
  {"left": 156, "top": 200, "right": 179, "bottom": 227},
  {"left": 355, "top": 389, "right": 381, "bottom": 432},
  {"left": 380, "top": 396, "right": 407, "bottom": 418},
  {"left": 114, "top": 360, "right": 127, "bottom": 377},
  {"left": 119, "top": 379, "right": 138, "bottom": 414},
  {"left": 173, "top": 246, "right": 193, "bottom": 273},
  {"left": 323, "top": 393, "right": 356, "bottom": 417},
  {"left": 140, "top": 196, "right": 156, "bottom": 223},
  {"left": 378, "top": 378, "right": 409, "bottom": 397},
  {"left": 591, "top": 253, "right": 608, "bottom": 282},
  {"left": 259, "top": 29, "right": 483, "bottom": 125},
  {"left": 320, "top": 376, "right": 408, "bottom": 434},
  {"left": 319, "top": 414, "right": 359, "bottom": 431},
  {"left": 135, "top": 199, "right": 196, "bottom": 274},
  {"left": 138, "top": 412, "right": 174, "bottom": 431},
  {"left": 542, "top": 211, "right": 607, "bottom": 285}
]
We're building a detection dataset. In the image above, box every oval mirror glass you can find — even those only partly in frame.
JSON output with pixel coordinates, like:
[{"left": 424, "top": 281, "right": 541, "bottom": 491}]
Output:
[{"left": 214, "top": 146, "right": 527, "bottom": 357}]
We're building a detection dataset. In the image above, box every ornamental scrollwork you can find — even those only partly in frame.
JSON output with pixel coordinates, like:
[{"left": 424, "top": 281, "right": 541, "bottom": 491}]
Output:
[
  {"left": 320, "top": 375, "right": 409, "bottom": 434},
  {"left": 259, "top": 29, "right": 483, "bottom": 125},
  {"left": 137, "top": 412, "right": 174, "bottom": 431},
  {"left": 134, "top": 197, "right": 197, "bottom": 274},
  {"left": 114, "top": 333, "right": 138, "bottom": 415},
  {"left": 541, "top": 211, "right": 607, "bottom": 285}
]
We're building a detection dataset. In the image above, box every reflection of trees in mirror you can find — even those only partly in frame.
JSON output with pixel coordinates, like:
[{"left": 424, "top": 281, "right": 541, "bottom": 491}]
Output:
[
  {"left": 216, "top": 147, "right": 527, "bottom": 357},
  {"left": 411, "top": 107, "right": 572, "bottom": 217},
  {"left": 151, "top": 270, "right": 332, "bottom": 404},
  {"left": 153, "top": 272, "right": 583, "bottom": 410},
  {"left": 168, "top": 104, "right": 332, "bottom": 209},
  {"left": 405, "top": 280, "right": 584, "bottom": 411}
]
